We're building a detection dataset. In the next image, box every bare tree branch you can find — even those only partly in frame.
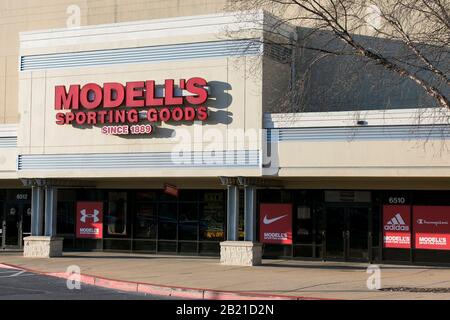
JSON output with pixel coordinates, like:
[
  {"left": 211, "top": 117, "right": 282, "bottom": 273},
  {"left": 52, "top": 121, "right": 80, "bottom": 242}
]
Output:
[{"left": 228, "top": 0, "right": 450, "bottom": 112}]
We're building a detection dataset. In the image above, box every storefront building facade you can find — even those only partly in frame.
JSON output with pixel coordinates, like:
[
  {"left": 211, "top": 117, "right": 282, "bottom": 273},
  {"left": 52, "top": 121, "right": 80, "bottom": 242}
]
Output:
[{"left": 1, "top": 3, "right": 450, "bottom": 265}]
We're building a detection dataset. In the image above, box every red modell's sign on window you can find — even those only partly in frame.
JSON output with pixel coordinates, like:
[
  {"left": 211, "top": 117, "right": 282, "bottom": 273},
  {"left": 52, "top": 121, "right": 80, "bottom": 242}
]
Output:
[
  {"left": 413, "top": 206, "right": 450, "bottom": 250},
  {"left": 259, "top": 204, "right": 292, "bottom": 244},
  {"left": 383, "top": 205, "right": 411, "bottom": 249},
  {"left": 76, "top": 202, "right": 103, "bottom": 239}
]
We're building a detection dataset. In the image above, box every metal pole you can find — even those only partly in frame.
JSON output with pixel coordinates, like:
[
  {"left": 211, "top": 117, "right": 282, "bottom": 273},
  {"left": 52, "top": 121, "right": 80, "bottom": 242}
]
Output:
[
  {"left": 244, "top": 186, "right": 257, "bottom": 242},
  {"left": 226, "top": 185, "right": 239, "bottom": 241},
  {"left": 44, "top": 186, "right": 58, "bottom": 237},
  {"left": 31, "top": 186, "right": 44, "bottom": 236}
]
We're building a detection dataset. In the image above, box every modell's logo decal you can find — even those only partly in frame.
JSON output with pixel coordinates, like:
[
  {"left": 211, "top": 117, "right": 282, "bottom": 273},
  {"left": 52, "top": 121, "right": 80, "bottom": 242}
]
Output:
[
  {"left": 417, "top": 236, "right": 447, "bottom": 246},
  {"left": 54, "top": 78, "right": 209, "bottom": 136},
  {"left": 384, "top": 213, "right": 410, "bottom": 231}
]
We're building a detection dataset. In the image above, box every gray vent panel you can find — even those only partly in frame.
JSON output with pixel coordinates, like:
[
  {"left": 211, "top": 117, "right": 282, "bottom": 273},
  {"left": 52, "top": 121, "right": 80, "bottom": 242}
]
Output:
[
  {"left": 0, "top": 137, "right": 17, "bottom": 148},
  {"left": 20, "top": 40, "right": 263, "bottom": 71},
  {"left": 17, "top": 150, "right": 260, "bottom": 170},
  {"left": 268, "top": 125, "right": 450, "bottom": 141}
]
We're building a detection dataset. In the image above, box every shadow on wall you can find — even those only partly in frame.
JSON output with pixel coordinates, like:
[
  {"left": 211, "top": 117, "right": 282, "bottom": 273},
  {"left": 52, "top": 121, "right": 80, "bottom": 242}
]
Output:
[
  {"left": 167, "top": 81, "right": 233, "bottom": 127},
  {"left": 290, "top": 27, "right": 449, "bottom": 112},
  {"left": 207, "top": 81, "right": 233, "bottom": 109},
  {"left": 70, "top": 80, "right": 233, "bottom": 139}
]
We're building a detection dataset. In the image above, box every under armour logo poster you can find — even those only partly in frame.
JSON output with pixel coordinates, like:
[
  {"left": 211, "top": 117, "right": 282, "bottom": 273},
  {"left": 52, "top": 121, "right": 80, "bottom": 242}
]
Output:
[
  {"left": 259, "top": 203, "right": 292, "bottom": 244},
  {"left": 76, "top": 202, "right": 103, "bottom": 239}
]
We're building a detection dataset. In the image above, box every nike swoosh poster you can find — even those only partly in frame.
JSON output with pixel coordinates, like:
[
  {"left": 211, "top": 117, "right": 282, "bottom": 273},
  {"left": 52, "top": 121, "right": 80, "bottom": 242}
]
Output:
[{"left": 259, "top": 203, "right": 292, "bottom": 244}]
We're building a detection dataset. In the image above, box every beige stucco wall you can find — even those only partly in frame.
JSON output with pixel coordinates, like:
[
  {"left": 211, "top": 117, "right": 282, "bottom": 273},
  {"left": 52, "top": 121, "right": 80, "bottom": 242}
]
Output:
[
  {"left": 2, "top": 4, "right": 450, "bottom": 186},
  {"left": 16, "top": 13, "right": 267, "bottom": 179},
  {"left": 0, "top": 124, "right": 18, "bottom": 178},
  {"left": 0, "top": 148, "right": 17, "bottom": 179},
  {"left": 0, "top": 0, "right": 228, "bottom": 124},
  {"left": 18, "top": 58, "right": 261, "bottom": 154},
  {"left": 278, "top": 177, "right": 450, "bottom": 190},
  {"left": 275, "top": 139, "right": 450, "bottom": 178}
]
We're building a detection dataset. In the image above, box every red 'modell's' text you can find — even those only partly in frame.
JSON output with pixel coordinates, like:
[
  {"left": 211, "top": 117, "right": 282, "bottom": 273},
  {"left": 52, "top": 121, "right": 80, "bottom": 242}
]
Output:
[{"left": 54, "top": 78, "right": 209, "bottom": 135}]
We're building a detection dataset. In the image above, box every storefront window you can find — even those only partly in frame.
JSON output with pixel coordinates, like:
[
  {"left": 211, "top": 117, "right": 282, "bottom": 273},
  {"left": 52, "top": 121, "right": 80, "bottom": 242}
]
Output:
[
  {"left": 56, "top": 189, "right": 76, "bottom": 236},
  {"left": 158, "top": 202, "right": 177, "bottom": 240},
  {"left": 0, "top": 200, "right": 3, "bottom": 241},
  {"left": 51, "top": 189, "right": 225, "bottom": 256},
  {"left": 134, "top": 202, "right": 157, "bottom": 239},
  {"left": 178, "top": 202, "right": 198, "bottom": 241},
  {"left": 57, "top": 202, "right": 75, "bottom": 234},
  {"left": 106, "top": 192, "right": 127, "bottom": 236},
  {"left": 136, "top": 191, "right": 157, "bottom": 201},
  {"left": 411, "top": 191, "right": 450, "bottom": 264},
  {"left": 239, "top": 190, "right": 244, "bottom": 240},
  {"left": 294, "top": 205, "right": 313, "bottom": 244},
  {"left": 293, "top": 191, "right": 318, "bottom": 258},
  {"left": 381, "top": 191, "right": 411, "bottom": 262},
  {"left": 0, "top": 190, "right": 31, "bottom": 248},
  {"left": 200, "top": 192, "right": 225, "bottom": 241}
]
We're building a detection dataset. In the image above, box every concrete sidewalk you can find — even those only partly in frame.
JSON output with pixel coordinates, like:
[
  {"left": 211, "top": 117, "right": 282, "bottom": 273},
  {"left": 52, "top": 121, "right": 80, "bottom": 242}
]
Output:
[{"left": 1, "top": 251, "right": 450, "bottom": 300}]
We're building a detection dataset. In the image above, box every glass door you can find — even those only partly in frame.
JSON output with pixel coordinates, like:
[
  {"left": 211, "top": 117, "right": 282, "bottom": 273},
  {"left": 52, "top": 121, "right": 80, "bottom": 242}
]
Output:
[
  {"left": 21, "top": 203, "right": 32, "bottom": 245},
  {"left": 4, "top": 203, "right": 20, "bottom": 248},
  {"left": 2, "top": 203, "right": 31, "bottom": 249},
  {"left": 347, "top": 207, "right": 369, "bottom": 260},
  {"left": 325, "top": 207, "right": 346, "bottom": 259},
  {"left": 1, "top": 201, "right": 4, "bottom": 248},
  {"left": 325, "top": 206, "right": 370, "bottom": 261}
]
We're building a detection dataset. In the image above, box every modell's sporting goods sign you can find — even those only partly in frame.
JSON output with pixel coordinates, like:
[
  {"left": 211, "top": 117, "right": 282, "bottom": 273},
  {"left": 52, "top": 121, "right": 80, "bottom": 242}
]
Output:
[
  {"left": 259, "top": 204, "right": 292, "bottom": 244},
  {"left": 413, "top": 206, "right": 450, "bottom": 250},
  {"left": 76, "top": 202, "right": 103, "bottom": 239},
  {"left": 383, "top": 205, "right": 411, "bottom": 249},
  {"left": 54, "top": 78, "right": 208, "bottom": 135}
]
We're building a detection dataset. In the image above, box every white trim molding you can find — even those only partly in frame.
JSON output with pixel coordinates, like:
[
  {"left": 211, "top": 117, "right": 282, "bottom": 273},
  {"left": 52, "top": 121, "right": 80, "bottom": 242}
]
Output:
[
  {"left": 19, "top": 10, "right": 296, "bottom": 53},
  {"left": 17, "top": 150, "right": 260, "bottom": 171},
  {"left": 0, "top": 124, "right": 18, "bottom": 138},
  {"left": 264, "top": 108, "right": 450, "bottom": 128},
  {"left": 0, "top": 124, "right": 18, "bottom": 148}
]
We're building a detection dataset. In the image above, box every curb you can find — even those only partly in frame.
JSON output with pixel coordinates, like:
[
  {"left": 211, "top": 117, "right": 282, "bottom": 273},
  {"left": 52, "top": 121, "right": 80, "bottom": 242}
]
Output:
[{"left": 0, "top": 262, "right": 335, "bottom": 300}]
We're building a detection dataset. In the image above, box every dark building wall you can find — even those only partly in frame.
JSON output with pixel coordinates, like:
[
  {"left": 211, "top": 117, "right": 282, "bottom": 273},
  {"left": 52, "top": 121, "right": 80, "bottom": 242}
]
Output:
[{"left": 287, "top": 28, "right": 449, "bottom": 113}]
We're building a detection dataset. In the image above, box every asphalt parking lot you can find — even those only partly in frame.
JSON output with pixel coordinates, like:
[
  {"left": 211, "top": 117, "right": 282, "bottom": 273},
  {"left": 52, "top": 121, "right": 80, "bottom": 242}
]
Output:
[{"left": 0, "top": 267, "right": 172, "bottom": 300}]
